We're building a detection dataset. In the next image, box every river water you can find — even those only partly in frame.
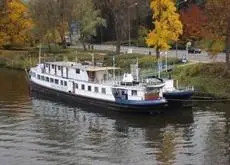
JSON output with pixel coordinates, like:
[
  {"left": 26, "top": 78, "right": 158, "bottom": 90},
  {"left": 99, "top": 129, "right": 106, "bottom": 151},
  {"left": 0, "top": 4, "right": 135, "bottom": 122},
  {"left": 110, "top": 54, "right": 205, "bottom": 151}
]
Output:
[{"left": 0, "top": 69, "right": 229, "bottom": 165}]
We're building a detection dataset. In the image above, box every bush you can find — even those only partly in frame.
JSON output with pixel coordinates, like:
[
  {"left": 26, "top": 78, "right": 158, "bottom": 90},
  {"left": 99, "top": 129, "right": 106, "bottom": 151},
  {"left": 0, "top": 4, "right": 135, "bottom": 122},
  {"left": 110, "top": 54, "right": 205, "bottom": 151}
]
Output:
[{"left": 2, "top": 44, "right": 28, "bottom": 50}]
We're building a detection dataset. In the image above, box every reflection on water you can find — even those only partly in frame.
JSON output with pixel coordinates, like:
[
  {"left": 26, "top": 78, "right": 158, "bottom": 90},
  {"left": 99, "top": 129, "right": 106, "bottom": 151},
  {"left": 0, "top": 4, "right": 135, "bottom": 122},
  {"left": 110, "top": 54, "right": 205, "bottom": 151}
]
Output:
[{"left": 0, "top": 69, "right": 229, "bottom": 165}]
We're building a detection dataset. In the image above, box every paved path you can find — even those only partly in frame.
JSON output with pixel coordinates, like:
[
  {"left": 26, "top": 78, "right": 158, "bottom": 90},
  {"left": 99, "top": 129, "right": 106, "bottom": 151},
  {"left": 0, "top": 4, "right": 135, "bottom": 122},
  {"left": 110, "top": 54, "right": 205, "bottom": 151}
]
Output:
[{"left": 73, "top": 44, "right": 226, "bottom": 63}]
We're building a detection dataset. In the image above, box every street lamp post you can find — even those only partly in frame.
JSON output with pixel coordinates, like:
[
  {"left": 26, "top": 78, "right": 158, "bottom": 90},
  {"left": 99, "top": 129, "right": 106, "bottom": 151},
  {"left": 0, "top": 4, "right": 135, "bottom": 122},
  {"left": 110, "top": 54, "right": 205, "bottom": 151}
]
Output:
[
  {"left": 186, "top": 41, "right": 191, "bottom": 61},
  {"left": 128, "top": 2, "right": 138, "bottom": 48},
  {"left": 175, "top": 0, "right": 187, "bottom": 58},
  {"left": 89, "top": 53, "right": 94, "bottom": 66}
]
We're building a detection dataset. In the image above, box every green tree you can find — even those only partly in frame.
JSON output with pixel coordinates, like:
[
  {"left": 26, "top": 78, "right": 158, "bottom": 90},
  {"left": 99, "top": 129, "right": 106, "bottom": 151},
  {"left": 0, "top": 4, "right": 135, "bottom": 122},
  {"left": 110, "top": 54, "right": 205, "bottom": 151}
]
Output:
[
  {"left": 137, "top": 26, "right": 148, "bottom": 47},
  {"left": 30, "top": 0, "right": 105, "bottom": 49},
  {"left": 146, "top": 0, "right": 183, "bottom": 58},
  {"left": 94, "top": 0, "right": 145, "bottom": 54},
  {"left": 73, "top": 0, "right": 106, "bottom": 50}
]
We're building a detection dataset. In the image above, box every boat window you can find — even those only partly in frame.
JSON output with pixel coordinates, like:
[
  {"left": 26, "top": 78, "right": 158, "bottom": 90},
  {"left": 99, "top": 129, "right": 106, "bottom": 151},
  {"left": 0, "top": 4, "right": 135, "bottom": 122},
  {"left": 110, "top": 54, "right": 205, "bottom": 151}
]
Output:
[
  {"left": 132, "top": 90, "right": 137, "bottom": 96},
  {"left": 88, "top": 86, "right": 91, "bottom": 91},
  {"left": 52, "top": 65, "right": 55, "bottom": 69},
  {"left": 58, "top": 66, "right": 61, "bottom": 70},
  {"left": 102, "top": 88, "right": 106, "bottom": 94},
  {"left": 60, "top": 80, "right": 63, "bottom": 85},
  {"left": 55, "top": 79, "right": 59, "bottom": 84},
  {"left": 31, "top": 72, "right": 36, "bottom": 77},
  {"left": 41, "top": 76, "right": 44, "bottom": 80},
  {"left": 64, "top": 81, "right": 67, "bottom": 86},
  {"left": 81, "top": 84, "right": 85, "bottom": 90},
  {"left": 75, "top": 83, "right": 78, "bottom": 89},
  {"left": 46, "top": 77, "right": 49, "bottom": 82},
  {"left": 50, "top": 78, "right": 54, "bottom": 83},
  {"left": 37, "top": 75, "right": 40, "bottom": 79},
  {"left": 76, "top": 69, "right": 80, "bottom": 74},
  {"left": 95, "top": 87, "right": 98, "bottom": 93},
  {"left": 46, "top": 64, "right": 49, "bottom": 67}
]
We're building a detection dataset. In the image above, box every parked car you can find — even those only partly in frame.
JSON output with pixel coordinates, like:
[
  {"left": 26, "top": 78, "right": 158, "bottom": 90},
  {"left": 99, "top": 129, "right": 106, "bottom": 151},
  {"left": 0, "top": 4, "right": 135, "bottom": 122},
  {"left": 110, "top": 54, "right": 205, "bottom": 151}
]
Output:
[{"left": 188, "top": 47, "right": 202, "bottom": 54}]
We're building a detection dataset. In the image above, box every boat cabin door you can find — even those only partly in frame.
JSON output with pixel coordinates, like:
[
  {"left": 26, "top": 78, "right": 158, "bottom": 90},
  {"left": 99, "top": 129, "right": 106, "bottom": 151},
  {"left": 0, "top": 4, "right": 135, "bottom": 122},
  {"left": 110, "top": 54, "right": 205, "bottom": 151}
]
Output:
[
  {"left": 72, "top": 82, "right": 75, "bottom": 94},
  {"left": 61, "top": 66, "right": 63, "bottom": 77},
  {"left": 66, "top": 68, "right": 69, "bottom": 78},
  {"left": 112, "top": 88, "right": 128, "bottom": 100}
]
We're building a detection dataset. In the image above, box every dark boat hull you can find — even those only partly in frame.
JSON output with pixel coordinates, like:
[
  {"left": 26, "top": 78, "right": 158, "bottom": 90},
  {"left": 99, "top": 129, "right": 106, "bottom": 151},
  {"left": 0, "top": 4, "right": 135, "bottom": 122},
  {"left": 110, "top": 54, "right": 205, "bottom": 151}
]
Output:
[
  {"left": 163, "top": 90, "right": 193, "bottom": 107},
  {"left": 29, "top": 80, "right": 168, "bottom": 113}
]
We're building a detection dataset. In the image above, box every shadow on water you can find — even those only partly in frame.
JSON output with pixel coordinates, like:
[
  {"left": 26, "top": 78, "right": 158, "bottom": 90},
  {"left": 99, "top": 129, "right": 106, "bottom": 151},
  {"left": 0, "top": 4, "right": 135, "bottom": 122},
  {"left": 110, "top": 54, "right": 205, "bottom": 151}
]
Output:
[
  {"left": 30, "top": 91, "right": 194, "bottom": 129},
  {"left": 0, "top": 68, "right": 29, "bottom": 101},
  {"left": 0, "top": 69, "right": 31, "bottom": 116}
]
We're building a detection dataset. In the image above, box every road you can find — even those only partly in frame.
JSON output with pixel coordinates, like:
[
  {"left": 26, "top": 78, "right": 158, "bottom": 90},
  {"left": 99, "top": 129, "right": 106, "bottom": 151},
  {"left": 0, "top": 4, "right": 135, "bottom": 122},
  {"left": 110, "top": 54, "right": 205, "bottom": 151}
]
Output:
[{"left": 73, "top": 44, "right": 226, "bottom": 63}]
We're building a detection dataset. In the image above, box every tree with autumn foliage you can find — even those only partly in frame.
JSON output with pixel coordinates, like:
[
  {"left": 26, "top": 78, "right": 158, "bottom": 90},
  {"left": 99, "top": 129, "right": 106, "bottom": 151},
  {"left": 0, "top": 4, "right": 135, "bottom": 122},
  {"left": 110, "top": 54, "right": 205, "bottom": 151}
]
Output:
[
  {"left": 204, "top": 0, "right": 230, "bottom": 69},
  {"left": 180, "top": 4, "right": 206, "bottom": 41},
  {"left": 146, "top": 0, "right": 183, "bottom": 58},
  {"left": 0, "top": 0, "right": 33, "bottom": 47}
]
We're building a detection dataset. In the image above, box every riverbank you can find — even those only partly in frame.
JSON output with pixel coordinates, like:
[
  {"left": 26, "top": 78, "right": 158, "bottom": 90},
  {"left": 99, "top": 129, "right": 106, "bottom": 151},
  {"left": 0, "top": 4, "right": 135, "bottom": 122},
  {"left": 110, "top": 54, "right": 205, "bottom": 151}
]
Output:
[
  {"left": 0, "top": 50, "right": 36, "bottom": 70},
  {"left": 172, "top": 63, "right": 230, "bottom": 98},
  {"left": 1, "top": 49, "right": 229, "bottom": 98}
]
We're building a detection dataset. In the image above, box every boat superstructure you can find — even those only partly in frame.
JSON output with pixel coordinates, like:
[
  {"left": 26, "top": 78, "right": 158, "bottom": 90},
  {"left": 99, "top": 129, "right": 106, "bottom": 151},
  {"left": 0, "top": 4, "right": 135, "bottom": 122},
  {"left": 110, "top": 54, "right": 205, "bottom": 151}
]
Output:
[
  {"left": 144, "top": 76, "right": 194, "bottom": 106},
  {"left": 28, "top": 61, "right": 167, "bottom": 111}
]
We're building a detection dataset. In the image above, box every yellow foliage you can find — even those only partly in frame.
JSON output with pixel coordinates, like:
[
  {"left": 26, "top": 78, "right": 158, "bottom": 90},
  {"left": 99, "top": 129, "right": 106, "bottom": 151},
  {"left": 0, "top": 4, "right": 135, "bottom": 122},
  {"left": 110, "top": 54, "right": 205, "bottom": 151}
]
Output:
[
  {"left": 146, "top": 0, "right": 183, "bottom": 51},
  {"left": 0, "top": 0, "right": 33, "bottom": 46}
]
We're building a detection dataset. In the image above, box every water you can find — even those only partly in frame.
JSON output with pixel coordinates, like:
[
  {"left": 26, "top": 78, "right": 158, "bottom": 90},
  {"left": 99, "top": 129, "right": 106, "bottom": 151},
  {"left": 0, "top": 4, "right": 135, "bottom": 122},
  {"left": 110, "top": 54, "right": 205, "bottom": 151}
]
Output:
[{"left": 0, "top": 68, "right": 230, "bottom": 165}]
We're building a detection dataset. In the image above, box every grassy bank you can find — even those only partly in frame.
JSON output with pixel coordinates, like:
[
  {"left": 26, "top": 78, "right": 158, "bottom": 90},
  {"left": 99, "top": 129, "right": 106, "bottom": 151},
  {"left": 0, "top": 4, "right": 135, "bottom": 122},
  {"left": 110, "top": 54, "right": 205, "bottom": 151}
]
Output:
[
  {"left": 172, "top": 63, "right": 230, "bottom": 98},
  {"left": 0, "top": 48, "right": 107, "bottom": 70},
  {"left": 0, "top": 48, "right": 179, "bottom": 72}
]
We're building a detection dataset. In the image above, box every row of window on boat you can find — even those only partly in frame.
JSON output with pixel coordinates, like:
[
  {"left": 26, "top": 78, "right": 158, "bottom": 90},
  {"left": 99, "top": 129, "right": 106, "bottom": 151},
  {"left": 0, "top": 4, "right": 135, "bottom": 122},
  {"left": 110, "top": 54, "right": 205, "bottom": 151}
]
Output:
[
  {"left": 45, "top": 64, "right": 81, "bottom": 74},
  {"left": 31, "top": 71, "right": 138, "bottom": 96},
  {"left": 36, "top": 74, "right": 68, "bottom": 86},
  {"left": 32, "top": 72, "right": 108, "bottom": 94}
]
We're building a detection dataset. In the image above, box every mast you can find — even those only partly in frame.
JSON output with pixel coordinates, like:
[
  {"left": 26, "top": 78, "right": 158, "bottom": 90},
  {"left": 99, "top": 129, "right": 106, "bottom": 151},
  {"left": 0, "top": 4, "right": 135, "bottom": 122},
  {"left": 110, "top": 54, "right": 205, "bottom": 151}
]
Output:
[
  {"left": 165, "top": 51, "right": 168, "bottom": 72},
  {"left": 136, "top": 57, "right": 139, "bottom": 81},
  {"left": 88, "top": 53, "right": 94, "bottom": 66},
  {"left": 92, "top": 53, "right": 94, "bottom": 66},
  {"left": 38, "top": 43, "right": 41, "bottom": 63}
]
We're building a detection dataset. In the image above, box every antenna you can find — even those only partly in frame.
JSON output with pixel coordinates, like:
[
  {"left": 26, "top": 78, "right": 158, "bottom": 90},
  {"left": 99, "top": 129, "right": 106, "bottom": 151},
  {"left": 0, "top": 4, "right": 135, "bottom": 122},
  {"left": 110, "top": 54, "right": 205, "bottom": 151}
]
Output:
[
  {"left": 158, "top": 57, "right": 161, "bottom": 78},
  {"left": 113, "top": 55, "right": 115, "bottom": 80}
]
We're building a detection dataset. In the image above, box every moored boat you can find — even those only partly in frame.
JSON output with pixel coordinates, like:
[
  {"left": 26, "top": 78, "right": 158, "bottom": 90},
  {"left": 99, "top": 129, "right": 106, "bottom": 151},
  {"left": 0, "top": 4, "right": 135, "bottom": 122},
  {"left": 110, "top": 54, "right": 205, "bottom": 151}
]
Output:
[
  {"left": 144, "top": 76, "right": 194, "bottom": 107},
  {"left": 27, "top": 61, "right": 168, "bottom": 112}
]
